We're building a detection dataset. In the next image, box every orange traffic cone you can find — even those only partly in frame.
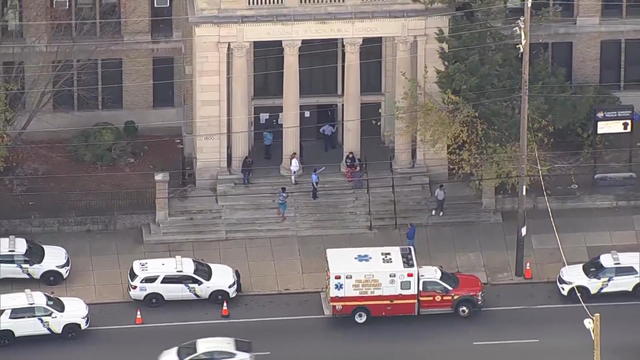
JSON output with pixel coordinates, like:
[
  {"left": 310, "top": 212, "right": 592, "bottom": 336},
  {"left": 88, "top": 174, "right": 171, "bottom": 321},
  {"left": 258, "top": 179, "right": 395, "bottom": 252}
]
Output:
[
  {"left": 524, "top": 261, "right": 533, "bottom": 280},
  {"left": 221, "top": 300, "right": 230, "bottom": 318},
  {"left": 135, "top": 308, "right": 144, "bottom": 325}
]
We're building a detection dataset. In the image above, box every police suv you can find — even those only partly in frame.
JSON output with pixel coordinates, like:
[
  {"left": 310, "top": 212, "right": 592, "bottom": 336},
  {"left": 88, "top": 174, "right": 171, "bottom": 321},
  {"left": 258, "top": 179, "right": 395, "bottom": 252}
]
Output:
[
  {"left": 0, "top": 289, "right": 90, "bottom": 346},
  {"left": 0, "top": 235, "right": 71, "bottom": 285},
  {"left": 128, "top": 256, "right": 239, "bottom": 307},
  {"left": 557, "top": 251, "right": 640, "bottom": 299},
  {"left": 158, "top": 337, "right": 254, "bottom": 360}
]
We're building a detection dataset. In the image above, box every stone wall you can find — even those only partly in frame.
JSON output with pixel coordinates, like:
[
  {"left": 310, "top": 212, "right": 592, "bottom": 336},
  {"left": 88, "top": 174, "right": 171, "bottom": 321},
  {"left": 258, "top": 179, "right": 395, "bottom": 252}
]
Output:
[{"left": 0, "top": 214, "right": 153, "bottom": 234}]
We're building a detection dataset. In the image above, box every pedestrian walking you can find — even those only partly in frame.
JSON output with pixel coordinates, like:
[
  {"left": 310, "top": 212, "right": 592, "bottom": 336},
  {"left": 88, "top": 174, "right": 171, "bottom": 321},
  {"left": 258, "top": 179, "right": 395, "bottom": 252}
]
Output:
[
  {"left": 319, "top": 123, "right": 335, "bottom": 152},
  {"left": 290, "top": 152, "right": 300, "bottom": 185},
  {"left": 310, "top": 167, "right": 325, "bottom": 200},
  {"left": 277, "top": 187, "right": 288, "bottom": 221},
  {"left": 432, "top": 184, "right": 446, "bottom": 216},
  {"left": 241, "top": 156, "right": 253, "bottom": 185},
  {"left": 406, "top": 223, "right": 416, "bottom": 248},
  {"left": 311, "top": 169, "right": 319, "bottom": 200},
  {"left": 263, "top": 129, "right": 273, "bottom": 160}
]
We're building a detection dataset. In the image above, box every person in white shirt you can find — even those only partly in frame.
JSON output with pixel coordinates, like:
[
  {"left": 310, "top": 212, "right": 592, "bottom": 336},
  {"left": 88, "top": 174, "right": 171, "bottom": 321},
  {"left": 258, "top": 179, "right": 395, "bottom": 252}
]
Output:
[
  {"left": 290, "top": 152, "right": 301, "bottom": 185},
  {"left": 319, "top": 123, "right": 336, "bottom": 152}
]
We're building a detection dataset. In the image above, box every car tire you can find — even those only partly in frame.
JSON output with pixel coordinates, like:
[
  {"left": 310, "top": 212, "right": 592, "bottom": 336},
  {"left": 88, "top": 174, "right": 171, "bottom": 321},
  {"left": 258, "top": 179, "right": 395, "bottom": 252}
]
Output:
[
  {"left": 209, "top": 290, "right": 230, "bottom": 304},
  {"left": 352, "top": 307, "right": 370, "bottom": 325},
  {"left": 570, "top": 287, "right": 590, "bottom": 302},
  {"left": 633, "top": 284, "right": 640, "bottom": 297},
  {"left": 455, "top": 301, "right": 474, "bottom": 318},
  {"left": 0, "top": 331, "right": 15, "bottom": 347},
  {"left": 42, "top": 271, "right": 64, "bottom": 286},
  {"left": 60, "top": 324, "right": 81, "bottom": 340},
  {"left": 143, "top": 293, "right": 165, "bottom": 307}
]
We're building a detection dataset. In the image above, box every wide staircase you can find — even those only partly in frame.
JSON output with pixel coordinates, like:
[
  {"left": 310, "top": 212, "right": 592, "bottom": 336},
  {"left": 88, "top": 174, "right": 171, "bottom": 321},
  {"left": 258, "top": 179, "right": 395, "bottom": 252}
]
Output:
[{"left": 142, "top": 170, "right": 502, "bottom": 243}]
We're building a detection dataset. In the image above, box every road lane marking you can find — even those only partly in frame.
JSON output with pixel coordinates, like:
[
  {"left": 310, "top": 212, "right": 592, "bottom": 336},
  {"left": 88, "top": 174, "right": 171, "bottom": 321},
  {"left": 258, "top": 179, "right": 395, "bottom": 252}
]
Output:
[
  {"left": 473, "top": 339, "right": 540, "bottom": 345},
  {"left": 87, "top": 300, "right": 640, "bottom": 330},
  {"left": 483, "top": 301, "right": 640, "bottom": 311},
  {"left": 253, "top": 352, "right": 271, "bottom": 356},
  {"left": 89, "top": 315, "right": 327, "bottom": 330}
]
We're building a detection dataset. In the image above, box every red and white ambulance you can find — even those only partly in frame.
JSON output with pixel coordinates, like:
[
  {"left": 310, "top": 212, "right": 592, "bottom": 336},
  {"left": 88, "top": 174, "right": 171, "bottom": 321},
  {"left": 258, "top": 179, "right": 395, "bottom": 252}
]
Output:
[{"left": 322, "top": 246, "right": 485, "bottom": 324}]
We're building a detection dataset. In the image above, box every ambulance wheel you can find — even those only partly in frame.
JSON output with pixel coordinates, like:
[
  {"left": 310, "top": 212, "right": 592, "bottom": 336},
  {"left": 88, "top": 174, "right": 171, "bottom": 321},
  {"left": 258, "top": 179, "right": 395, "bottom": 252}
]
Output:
[
  {"left": 352, "top": 308, "right": 370, "bottom": 324},
  {"left": 455, "top": 301, "right": 473, "bottom": 318},
  {"left": 61, "top": 324, "right": 81, "bottom": 340},
  {"left": 0, "top": 331, "right": 15, "bottom": 347}
]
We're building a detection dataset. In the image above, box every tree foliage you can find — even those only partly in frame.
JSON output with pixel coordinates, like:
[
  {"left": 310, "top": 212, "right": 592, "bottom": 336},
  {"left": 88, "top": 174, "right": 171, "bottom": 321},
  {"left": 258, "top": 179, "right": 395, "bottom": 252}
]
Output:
[
  {"left": 0, "top": 85, "right": 13, "bottom": 171},
  {"left": 403, "top": 0, "right": 619, "bottom": 188}
]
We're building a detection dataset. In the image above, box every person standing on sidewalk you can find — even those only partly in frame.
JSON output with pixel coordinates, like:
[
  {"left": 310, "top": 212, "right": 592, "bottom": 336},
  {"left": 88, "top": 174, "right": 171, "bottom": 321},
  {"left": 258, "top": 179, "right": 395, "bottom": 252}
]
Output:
[
  {"left": 319, "top": 123, "right": 335, "bottom": 152},
  {"left": 241, "top": 156, "right": 253, "bottom": 185},
  {"left": 432, "top": 184, "right": 446, "bottom": 216},
  {"left": 406, "top": 223, "right": 416, "bottom": 248},
  {"left": 263, "top": 129, "right": 273, "bottom": 160},
  {"left": 290, "top": 152, "right": 300, "bottom": 185},
  {"left": 277, "top": 187, "right": 289, "bottom": 221}
]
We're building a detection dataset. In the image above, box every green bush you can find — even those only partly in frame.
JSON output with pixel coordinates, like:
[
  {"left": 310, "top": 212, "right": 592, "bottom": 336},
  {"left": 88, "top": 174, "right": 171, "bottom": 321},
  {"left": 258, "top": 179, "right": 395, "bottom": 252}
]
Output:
[
  {"left": 70, "top": 122, "right": 124, "bottom": 165},
  {"left": 123, "top": 120, "right": 138, "bottom": 139}
]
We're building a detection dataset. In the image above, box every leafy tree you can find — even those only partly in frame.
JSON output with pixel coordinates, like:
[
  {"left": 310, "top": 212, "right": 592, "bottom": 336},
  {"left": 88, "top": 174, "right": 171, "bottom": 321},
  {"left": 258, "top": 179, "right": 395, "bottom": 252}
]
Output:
[
  {"left": 402, "top": 0, "right": 618, "bottom": 188},
  {"left": 0, "top": 84, "right": 13, "bottom": 171}
]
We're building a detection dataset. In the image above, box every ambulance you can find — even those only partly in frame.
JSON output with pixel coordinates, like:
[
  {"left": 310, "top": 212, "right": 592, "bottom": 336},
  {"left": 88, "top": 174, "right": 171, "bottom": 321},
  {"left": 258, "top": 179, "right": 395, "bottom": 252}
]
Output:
[{"left": 322, "top": 246, "right": 485, "bottom": 324}]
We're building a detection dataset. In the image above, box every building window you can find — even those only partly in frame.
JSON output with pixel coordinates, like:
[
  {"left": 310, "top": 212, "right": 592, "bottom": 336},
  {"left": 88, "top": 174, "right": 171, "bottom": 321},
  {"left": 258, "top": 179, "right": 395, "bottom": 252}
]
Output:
[
  {"left": 361, "top": 37, "right": 382, "bottom": 93},
  {"left": 101, "top": 58, "right": 123, "bottom": 109},
  {"left": 153, "top": 57, "right": 175, "bottom": 108},
  {"left": 52, "top": 58, "right": 123, "bottom": 111},
  {"left": 628, "top": 0, "right": 640, "bottom": 17},
  {"left": 52, "top": 61, "right": 76, "bottom": 111},
  {"left": 602, "top": 0, "right": 623, "bottom": 17},
  {"left": 254, "top": 41, "right": 283, "bottom": 98},
  {"left": 2, "top": 61, "right": 25, "bottom": 111},
  {"left": 624, "top": 39, "right": 640, "bottom": 90},
  {"left": 599, "top": 40, "right": 622, "bottom": 90},
  {"left": 530, "top": 42, "right": 572, "bottom": 83},
  {"left": 551, "top": 42, "right": 573, "bottom": 83},
  {"left": 0, "top": 0, "right": 22, "bottom": 41},
  {"left": 50, "top": 0, "right": 121, "bottom": 39},
  {"left": 151, "top": 0, "right": 173, "bottom": 39},
  {"left": 508, "top": 0, "right": 574, "bottom": 18},
  {"left": 300, "top": 39, "right": 338, "bottom": 96}
]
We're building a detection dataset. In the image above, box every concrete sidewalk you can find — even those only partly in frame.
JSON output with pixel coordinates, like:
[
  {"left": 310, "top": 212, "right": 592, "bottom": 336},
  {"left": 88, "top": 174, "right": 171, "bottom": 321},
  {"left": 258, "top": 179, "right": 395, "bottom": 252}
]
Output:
[{"left": 1, "top": 208, "right": 639, "bottom": 303}]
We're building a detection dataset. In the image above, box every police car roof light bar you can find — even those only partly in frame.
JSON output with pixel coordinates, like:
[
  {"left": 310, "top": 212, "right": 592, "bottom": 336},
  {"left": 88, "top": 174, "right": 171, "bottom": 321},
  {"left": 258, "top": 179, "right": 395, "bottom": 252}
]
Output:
[
  {"left": 175, "top": 256, "right": 183, "bottom": 272},
  {"left": 8, "top": 235, "right": 16, "bottom": 252},
  {"left": 610, "top": 251, "right": 620, "bottom": 265},
  {"left": 24, "top": 289, "right": 35, "bottom": 305}
]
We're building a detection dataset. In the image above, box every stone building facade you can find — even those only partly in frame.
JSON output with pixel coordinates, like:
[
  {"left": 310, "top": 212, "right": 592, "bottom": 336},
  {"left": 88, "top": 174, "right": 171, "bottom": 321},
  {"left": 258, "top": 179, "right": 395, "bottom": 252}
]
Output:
[
  {"left": 0, "top": 0, "right": 186, "bottom": 139},
  {"left": 188, "top": 0, "right": 450, "bottom": 186}
]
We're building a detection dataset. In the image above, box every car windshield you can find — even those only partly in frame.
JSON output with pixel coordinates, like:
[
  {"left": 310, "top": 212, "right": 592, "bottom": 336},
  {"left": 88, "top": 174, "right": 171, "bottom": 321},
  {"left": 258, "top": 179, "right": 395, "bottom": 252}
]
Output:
[
  {"left": 177, "top": 340, "right": 198, "bottom": 360},
  {"left": 440, "top": 271, "right": 459, "bottom": 289},
  {"left": 582, "top": 257, "right": 605, "bottom": 278},
  {"left": 193, "top": 259, "right": 212, "bottom": 281},
  {"left": 24, "top": 241, "right": 45, "bottom": 264},
  {"left": 45, "top": 294, "right": 65, "bottom": 313}
]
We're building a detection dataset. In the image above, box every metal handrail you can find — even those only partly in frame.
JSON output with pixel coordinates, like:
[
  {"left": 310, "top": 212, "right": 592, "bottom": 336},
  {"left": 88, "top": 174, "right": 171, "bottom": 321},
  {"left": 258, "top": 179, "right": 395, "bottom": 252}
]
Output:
[
  {"left": 364, "top": 157, "right": 373, "bottom": 231},
  {"left": 389, "top": 155, "right": 398, "bottom": 229}
]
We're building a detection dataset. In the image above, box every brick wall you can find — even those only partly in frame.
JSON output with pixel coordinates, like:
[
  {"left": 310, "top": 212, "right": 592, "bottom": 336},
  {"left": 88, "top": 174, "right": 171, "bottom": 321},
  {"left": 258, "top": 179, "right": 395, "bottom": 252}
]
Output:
[
  {"left": 122, "top": 0, "right": 151, "bottom": 40},
  {"left": 123, "top": 50, "right": 154, "bottom": 110}
]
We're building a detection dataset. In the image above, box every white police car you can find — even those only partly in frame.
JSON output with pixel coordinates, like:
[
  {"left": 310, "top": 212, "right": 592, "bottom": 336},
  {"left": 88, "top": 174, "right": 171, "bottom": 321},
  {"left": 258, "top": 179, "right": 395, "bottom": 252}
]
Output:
[
  {"left": 128, "top": 256, "right": 239, "bottom": 307},
  {"left": 158, "top": 337, "right": 254, "bottom": 360},
  {"left": 557, "top": 251, "right": 640, "bottom": 299},
  {"left": 0, "top": 236, "right": 71, "bottom": 285},
  {"left": 0, "top": 289, "right": 90, "bottom": 346}
]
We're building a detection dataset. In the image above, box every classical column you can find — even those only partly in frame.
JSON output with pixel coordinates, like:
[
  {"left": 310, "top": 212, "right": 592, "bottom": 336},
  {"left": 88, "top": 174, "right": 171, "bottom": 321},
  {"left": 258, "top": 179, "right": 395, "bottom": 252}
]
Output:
[
  {"left": 343, "top": 37, "right": 363, "bottom": 165},
  {"left": 280, "top": 40, "right": 302, "bottom": 175},
  {"left": 415, "top": 35, "right": 427, "bottom": 168},
  {"left": 231, "top": 42, "right": 250, "bottom": 172},
  {"left": 218, "top": 42, "right": 229, "bottom": 170},
  {"left": 393, "top": 36, "right": 414, "bottom": 169}
]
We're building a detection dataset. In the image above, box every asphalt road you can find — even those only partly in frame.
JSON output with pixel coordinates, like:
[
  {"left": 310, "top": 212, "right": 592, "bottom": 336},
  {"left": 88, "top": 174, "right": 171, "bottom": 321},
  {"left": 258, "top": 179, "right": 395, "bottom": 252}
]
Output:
[{"left": 2, "top": 283, "right": 639, "bottom": 360}]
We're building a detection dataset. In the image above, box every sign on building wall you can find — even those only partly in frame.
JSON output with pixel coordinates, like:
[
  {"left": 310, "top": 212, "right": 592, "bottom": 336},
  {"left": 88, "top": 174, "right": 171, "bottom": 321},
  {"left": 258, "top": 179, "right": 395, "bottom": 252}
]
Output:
[{"left": 594, "top": 106, "right": 634, "bottom": 134}]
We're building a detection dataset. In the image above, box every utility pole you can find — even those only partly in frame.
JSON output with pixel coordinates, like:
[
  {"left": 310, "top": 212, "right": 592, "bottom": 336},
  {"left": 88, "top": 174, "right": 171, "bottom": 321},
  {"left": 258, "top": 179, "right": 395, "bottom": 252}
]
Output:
[
  {"left": 514, "top": 0, "right": 531, "bottom": 277},
  {"left": 593, "top": 313, "right": 601, "bottom": 360}
]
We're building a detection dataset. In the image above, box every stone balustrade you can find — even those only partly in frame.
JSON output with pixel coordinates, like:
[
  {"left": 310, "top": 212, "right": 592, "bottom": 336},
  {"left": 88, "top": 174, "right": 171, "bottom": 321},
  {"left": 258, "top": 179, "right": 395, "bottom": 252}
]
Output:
[{"left": 196, "top": 0, "right": 416, "bottom": 12}]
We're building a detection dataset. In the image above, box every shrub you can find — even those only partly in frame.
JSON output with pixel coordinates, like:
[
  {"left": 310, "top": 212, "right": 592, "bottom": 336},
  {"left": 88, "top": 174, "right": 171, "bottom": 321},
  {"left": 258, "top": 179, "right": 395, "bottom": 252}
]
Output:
[
  {"left": 123, "top": 120, "right": 138, "bottom": 139},
  {"left": 70, "top": 122, "right": 124, "bottom": 165}
]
